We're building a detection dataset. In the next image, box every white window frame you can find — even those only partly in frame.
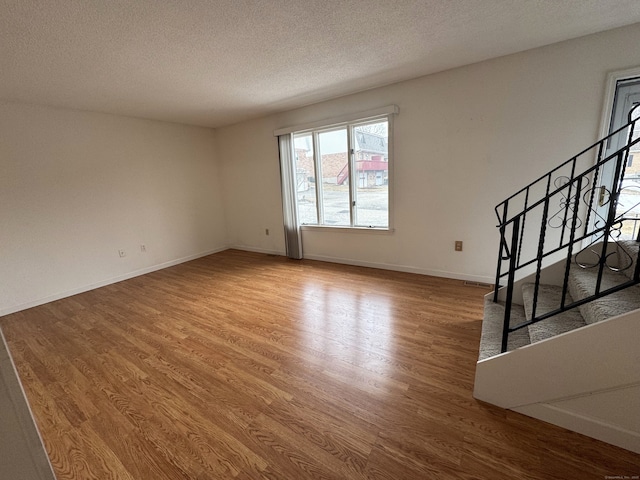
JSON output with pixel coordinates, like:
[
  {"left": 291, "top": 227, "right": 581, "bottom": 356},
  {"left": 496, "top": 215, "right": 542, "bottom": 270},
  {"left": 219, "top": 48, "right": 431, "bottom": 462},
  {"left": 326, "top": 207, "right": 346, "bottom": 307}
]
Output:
[
  {"left": 292, "top": 114, "right": 394, "bottom": 232},
  {"left": 275, "top": 105, "right": 398, "bottom": 234},
  {"left": 598, "top": 66, "right": 640, "bottom": 140}
]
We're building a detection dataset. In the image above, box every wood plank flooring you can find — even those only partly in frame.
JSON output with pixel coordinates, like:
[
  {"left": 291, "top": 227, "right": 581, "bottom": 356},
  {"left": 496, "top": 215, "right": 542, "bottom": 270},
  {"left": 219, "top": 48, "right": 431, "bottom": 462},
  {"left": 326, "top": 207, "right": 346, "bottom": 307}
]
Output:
[{"left": 1, "top": 249, "right": 638, "bottom": 479}]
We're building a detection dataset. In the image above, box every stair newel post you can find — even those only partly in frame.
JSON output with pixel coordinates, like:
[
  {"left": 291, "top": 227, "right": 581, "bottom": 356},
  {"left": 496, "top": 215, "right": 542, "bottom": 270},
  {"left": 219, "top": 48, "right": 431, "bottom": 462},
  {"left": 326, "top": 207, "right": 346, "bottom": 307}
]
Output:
[
  {"left": 501, "top": 216, "right": 520, "bottom": 353},
  {"left": 494, "top": 201, "right": 509, "bottom": 302}
]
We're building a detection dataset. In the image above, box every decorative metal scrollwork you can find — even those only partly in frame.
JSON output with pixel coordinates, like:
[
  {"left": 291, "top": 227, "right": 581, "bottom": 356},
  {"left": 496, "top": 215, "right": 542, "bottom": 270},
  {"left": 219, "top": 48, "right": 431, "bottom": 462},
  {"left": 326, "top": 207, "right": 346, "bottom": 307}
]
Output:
[
  {"left": 547, "top": 176, "right": 591, "bottom": 230},
  {"left": 575, "top": 181, "right": 640, "bottom": 271}
]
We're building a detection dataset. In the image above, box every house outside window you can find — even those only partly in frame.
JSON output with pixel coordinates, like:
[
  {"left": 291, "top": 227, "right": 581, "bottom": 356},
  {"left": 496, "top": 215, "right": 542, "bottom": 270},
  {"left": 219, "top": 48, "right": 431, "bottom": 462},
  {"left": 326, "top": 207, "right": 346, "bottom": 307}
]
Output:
[{"left": 293, "top": 117, "right": 391, "bottom": 229}]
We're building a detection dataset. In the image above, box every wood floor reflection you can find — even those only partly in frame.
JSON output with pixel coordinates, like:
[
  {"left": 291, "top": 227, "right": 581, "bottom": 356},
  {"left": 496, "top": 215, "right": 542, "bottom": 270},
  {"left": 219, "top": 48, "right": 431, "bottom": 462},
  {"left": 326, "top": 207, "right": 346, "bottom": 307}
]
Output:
[{"left": 1, "top": 249, "right": 638, "bottom": 479}]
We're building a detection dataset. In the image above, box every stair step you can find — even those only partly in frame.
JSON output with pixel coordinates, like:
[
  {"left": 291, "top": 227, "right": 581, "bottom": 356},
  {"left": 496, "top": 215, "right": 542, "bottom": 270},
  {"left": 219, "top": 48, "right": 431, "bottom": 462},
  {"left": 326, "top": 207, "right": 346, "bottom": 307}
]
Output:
[
  {"left": 479, "top": 297, "right": 530, "bottom": 361},
  {"left": 521, "top": 283, "right": 586, "bottom": 344},
  {"left": 568, "top": 265, "right": 640, "bottom": 325},
  {"left": 617, "top": 240, "right": 639, "bottom": 281}
]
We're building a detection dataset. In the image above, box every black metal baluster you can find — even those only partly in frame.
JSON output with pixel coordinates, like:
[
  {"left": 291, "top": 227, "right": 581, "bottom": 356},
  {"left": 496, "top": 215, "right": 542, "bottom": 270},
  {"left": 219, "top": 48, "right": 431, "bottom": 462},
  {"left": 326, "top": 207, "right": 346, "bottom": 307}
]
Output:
[
  {"left": 493, "top": 201, "right": 509, "bottom": 302},
  {"left": 626, "top": 109, "right": 639, "bottom": 277},
  {"left": 561, "top": 176, "right": 583, "bottom": 309},
  {"left": 531, "top": 174, "right": 552, "bottom": 321},
  {"left": 585, "top": 141, "right": 603, "bottom": 232},
  {"left": 559, "top": 157, "right": 577, "bottom": 248},
  {"left": 596, "top": 152, "right": 625, "bottom": 295},
  {"left": 517, "top": 187, "right": 529, "bottom": 268}
]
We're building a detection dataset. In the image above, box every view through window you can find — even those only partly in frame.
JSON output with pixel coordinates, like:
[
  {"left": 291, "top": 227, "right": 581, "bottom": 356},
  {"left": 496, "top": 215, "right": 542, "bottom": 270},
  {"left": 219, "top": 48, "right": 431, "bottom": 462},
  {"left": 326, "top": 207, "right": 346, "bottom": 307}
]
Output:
[
  {"left": 604, "top": 77, "right": 640, "bottom": 240},
  {"left": 293, "top": 118, "right": 390, "bottom": 228}
]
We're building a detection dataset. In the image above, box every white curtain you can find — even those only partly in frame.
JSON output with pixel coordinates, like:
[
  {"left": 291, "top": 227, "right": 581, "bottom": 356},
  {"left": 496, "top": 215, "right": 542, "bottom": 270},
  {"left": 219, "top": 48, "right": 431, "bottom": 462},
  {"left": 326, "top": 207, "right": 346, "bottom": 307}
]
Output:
[{"left": 278, "top": 134, "right": 303, "bottom": 259}]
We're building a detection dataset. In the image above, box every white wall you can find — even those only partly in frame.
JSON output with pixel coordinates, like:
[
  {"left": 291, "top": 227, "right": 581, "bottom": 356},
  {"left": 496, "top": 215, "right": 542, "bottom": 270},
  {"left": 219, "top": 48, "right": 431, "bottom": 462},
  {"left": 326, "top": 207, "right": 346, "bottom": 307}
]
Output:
[
  {"left": 5, "top": 25, "right": 640, "bottom": 314},
  {"left": 218, "top": 23, "right": 640, "bottom": 282},
  {"left": 0, "top": 102, "right": 227, "bottom": 315},
  {"left": 217, "top": 116, "right": 285, "bottom": 254}
]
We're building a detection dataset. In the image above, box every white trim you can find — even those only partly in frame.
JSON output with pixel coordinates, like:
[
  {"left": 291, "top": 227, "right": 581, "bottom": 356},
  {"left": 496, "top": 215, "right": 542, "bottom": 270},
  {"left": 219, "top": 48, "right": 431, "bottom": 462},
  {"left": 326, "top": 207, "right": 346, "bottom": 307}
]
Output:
[
  {"left": 0, "top": 247, "right": 228, "bottom": 317},
  {"left": 513, "top": 402, "right": 640, "bottom": 454},
  {"left": 300, "top": 225, "right": 394, "bottom": 235},
  {"left": 302, "top": 253, "right": 494, "bottom": 283},
  {"left": 581, "top": 66, "right": 640, "bottom": 248},
  {"left": 387, "top": 111, "right": 396, "bottom": 232},
  {"left": 229, "top": 245, "right": 285, "bottom": 256},
  {"left": 226, "top": 246, "right": 492, "bottom": 282},
  {"left": 290, "top": 113, "right": 394, "bottom": 231},
  {"left": 273, "top": 105, "right": 399, "bottom": 136},
  {"left": 598, "top": 66, "right": 640, "bottom": 141},
  {"left": 1, "top": 244, "right": 491, "bottom": 316}
]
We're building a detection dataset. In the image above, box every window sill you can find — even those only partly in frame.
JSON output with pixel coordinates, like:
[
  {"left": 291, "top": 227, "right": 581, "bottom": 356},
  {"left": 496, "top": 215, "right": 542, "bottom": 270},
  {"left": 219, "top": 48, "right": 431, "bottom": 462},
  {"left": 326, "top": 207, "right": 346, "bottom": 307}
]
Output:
[{"left": 300, "top": 225, "right": 395, "bottom": 235}]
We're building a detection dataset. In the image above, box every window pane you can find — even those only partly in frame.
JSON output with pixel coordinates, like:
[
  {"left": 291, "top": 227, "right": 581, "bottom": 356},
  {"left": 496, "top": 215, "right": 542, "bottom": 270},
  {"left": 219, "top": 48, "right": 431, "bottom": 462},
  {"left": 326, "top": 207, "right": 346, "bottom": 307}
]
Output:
[
  {"left": 318, "top": 129, "right": 350, "bottom": 226},
  {"left": 293, "top": 133, "right": 317, "bottom": 225},
  {"left": 353, "top": 121, "right": 389, "bottom": 227}
]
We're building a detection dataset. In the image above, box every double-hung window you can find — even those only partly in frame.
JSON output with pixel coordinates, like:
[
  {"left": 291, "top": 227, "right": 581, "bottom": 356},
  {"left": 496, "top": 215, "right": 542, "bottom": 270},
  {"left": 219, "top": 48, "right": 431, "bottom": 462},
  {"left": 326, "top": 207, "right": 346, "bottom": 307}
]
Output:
[{"left": 292, "top": 115, "right": 392, "bottom": 229}]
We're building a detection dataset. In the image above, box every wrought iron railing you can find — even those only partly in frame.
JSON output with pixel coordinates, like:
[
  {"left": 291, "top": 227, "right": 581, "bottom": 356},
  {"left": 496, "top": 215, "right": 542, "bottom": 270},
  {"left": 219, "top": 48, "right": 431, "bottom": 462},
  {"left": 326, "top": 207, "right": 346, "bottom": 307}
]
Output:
[{"left": 494, "top": 104, "right": 640, "bottom": 353}]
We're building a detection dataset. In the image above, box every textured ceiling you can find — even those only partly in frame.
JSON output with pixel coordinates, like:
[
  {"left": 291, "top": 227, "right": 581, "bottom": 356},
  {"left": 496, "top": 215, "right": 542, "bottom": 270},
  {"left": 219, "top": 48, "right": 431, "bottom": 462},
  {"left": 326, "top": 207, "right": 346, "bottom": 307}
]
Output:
[{"left": 2, "top": 0, "right": 640, "bottom": 128}]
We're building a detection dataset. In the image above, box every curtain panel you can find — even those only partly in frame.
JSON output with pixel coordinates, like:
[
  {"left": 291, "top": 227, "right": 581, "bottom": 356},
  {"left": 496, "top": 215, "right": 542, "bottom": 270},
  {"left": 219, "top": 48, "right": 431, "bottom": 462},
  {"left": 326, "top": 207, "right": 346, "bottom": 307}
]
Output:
[{"left": 278, "top": 134, "right": 303, "bottom": 259}]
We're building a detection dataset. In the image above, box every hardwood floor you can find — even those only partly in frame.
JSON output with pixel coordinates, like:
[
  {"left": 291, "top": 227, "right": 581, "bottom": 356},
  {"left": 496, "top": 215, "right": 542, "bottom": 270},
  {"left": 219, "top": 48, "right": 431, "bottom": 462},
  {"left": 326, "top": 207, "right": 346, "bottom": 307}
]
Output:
[{"left": 1, "top": 249, "right": 638, "bottom": 479}]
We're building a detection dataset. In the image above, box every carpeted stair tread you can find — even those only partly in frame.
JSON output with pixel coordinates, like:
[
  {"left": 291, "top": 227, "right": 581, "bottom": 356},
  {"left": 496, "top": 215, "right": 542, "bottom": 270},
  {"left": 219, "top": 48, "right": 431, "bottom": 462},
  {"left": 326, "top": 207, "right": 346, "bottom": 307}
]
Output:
[
  {"left": 616, "top": 240, "right": 639, "bottom": 281},
  {"left": 521, "top": 283, "right": 587, "bottom": 344},
  {"left": 479, "top": 297, "right": 530, "bottom": 361},
  {"left": 568, "top": 265, "right": 640, "bottom": 325}
]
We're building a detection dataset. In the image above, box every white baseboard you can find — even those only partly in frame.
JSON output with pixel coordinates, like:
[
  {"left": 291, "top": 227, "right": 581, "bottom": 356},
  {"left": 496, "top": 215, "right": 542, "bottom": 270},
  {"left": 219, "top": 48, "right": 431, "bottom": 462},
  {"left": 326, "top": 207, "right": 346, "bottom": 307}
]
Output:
[
  {"left": 229, "top": 245, "right": 286, "bottom": 256},
  {"left": 513, "top": 403, "right": 640, "bottom": 454},
  {"left": 0, "top": 247, "right": 228, "bottom": 317},
  {"left": 302, "top": 253, "right": 494, "bottom": 284},
  {"left": 222, "top": 246, "right": 493, "bottom": 284},
  {"left": 2, "top": 246, "right": 491, "bottom": 317}
]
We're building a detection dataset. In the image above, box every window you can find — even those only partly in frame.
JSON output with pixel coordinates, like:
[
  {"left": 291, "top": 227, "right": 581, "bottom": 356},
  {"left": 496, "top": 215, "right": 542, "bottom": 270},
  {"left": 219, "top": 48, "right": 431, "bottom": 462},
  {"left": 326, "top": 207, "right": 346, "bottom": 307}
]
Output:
[{"left": 292, "top": 117, "right": 391, "bottom": 229}]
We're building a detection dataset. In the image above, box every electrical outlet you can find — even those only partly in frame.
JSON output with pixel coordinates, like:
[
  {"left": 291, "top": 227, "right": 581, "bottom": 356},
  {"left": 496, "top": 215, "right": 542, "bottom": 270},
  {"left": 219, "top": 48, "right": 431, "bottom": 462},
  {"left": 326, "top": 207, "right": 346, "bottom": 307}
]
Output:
[
  {"left": 140, "top": 244, "right": 147, "bottom": 252},
  {"left": 118, "top": 249, "right": 126, "bottom": 258},
  {"left": 265, "top": 228, "right": 269, "bottom": 236},
  {"left": 455, "top": 241, "right": 463, "bottom": 252}
]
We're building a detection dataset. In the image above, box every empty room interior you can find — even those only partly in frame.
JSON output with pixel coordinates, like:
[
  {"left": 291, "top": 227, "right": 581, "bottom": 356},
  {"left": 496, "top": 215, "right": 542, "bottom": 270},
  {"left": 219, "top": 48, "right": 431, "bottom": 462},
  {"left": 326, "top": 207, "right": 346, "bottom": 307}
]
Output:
[{"left": 2, "top": 1, "right": 640, "bottom": 479}]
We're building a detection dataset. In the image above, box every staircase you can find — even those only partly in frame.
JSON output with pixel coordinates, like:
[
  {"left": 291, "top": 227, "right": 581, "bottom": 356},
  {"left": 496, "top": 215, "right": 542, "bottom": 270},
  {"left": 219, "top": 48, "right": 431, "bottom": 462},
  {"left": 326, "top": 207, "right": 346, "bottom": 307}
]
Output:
[
  {"left": 479, "top": 240, "right": 640, "bottom": 359},
  {"left": 474, "top": 105, "right": 640, "bottom": 454},
  {"left": 336, "top": 163, "right": 349, "bottom": 185}
]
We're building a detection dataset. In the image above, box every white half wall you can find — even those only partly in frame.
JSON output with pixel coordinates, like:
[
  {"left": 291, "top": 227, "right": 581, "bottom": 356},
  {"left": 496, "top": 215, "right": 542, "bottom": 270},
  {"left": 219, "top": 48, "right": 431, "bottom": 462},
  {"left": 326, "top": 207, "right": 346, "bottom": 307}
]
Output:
[
  {"left": 0, "top": 102, "right": 227, "bottom": 315},
  {"left": 514, "top": 383, "right": 640, "bottom": 454},
  {"left": 218, "top": 23, "right": 640, "bottom": 282},
  {"left": 474, "top": 310, "right": 640, "bottom": 453}
]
